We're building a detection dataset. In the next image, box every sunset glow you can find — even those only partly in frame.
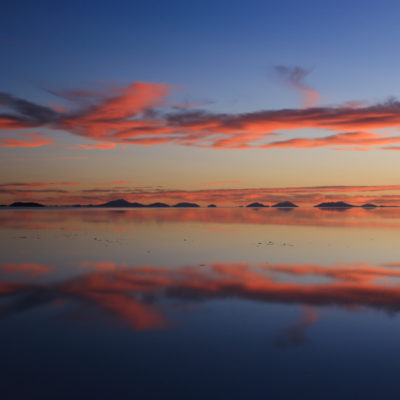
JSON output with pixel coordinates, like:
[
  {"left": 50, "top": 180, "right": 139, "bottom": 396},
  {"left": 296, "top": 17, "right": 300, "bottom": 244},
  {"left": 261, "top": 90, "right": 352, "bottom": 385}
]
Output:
[
  {"left": 2, "top": 2, "right": 400, "bottom": 205},
  {"left": 2, "top": 2, "right": 400, "bottom": 399}
]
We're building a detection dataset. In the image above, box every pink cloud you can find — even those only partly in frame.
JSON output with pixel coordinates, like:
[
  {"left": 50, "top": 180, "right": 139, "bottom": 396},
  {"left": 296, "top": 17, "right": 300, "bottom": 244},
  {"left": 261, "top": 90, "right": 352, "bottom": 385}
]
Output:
[
  {"left": 1, "top": 136, "right": 53, "bottom": 148},
  {"left": 274, "top": 65, "right": 320, "bottom": 107},
  {"left": 2, "top": 83, "right": 400, "bottom": 150},
  {"left": 72, "top": 143, "right": 117, "bottom": 150},
  {"left": 262, "top": 131, "right": 400, "bottom": 149}
]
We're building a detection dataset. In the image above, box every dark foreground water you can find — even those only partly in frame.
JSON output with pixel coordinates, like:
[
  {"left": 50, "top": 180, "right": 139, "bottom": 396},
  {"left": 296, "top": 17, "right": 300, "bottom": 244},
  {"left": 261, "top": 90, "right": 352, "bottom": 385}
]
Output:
[{"left": 1, "top": 207, "right": 400, "bottom": 399}]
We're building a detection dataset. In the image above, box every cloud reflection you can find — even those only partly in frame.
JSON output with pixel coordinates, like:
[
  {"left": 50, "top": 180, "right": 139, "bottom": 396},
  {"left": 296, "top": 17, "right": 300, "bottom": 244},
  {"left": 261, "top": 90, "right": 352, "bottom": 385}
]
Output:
[
  {"left": 2, "top": 261, "right": 400, "bottom": 332},
  {"left": 275, "top": 306, "right": 319, "bottom": 347},
  {"left": 1, "top": 263, "right": 52, "bottom": 278}
]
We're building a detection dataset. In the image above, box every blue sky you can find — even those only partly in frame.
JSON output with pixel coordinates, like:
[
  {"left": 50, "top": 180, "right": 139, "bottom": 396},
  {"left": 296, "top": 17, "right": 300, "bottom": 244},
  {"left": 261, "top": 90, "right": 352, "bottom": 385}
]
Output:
[
  {"left": 2, "top": 0, "right": 400, "bottom": 109},
  {"left": 2, "top": 0, "right": 400, "bottom": 205}
]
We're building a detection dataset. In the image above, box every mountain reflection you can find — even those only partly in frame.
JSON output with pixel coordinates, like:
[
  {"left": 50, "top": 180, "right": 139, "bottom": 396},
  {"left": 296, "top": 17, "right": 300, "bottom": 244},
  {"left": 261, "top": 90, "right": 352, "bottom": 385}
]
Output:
[
  {"left": 2, "top": 207, "right": 400, "bottom": 230},
  {"left": 2, "top": 261, "right": 400, "bottom": 331}
]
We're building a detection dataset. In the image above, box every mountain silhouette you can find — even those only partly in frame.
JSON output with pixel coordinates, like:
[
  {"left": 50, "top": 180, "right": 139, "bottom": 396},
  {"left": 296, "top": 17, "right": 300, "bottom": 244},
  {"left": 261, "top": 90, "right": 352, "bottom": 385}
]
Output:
[
  {"left": 361, "top": 203, "right": 378, "bottom": 208},
  {"left": 315, "top": 201, "right": 354, "bottom": 208},
  {"left": 272, "top": 201, "right": 298, "bottom": 208},
  {"left": 9, "top": 202, "right": 45, "bottom": 208},
  {"left": 246, "top": 202, "right": 268, "bottom": 208},
  {"left": 98, "top": 199, "right": 144, "bottom": 207},
  {"left": 173, "top": 202, "right": 200, "bottom": 208},
  {"left": 207, "top": 204, "right": 217, "bottom": 207},
  {"left": 148, "top": 202, "right": 170, "bottom": 208}
]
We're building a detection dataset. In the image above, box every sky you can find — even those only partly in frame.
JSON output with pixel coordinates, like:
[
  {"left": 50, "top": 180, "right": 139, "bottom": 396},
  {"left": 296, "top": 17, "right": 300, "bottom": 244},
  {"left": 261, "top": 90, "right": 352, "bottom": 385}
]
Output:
[{"left": 2, "top": 0, "right": 400, "bottom": 206}]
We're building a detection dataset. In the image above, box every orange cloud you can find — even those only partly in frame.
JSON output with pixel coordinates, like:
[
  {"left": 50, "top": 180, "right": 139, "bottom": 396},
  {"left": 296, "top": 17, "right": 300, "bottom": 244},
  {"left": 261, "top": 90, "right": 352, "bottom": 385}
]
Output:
[
  {"left": 1, "top": 136, "right": 53, "bottom": 148},
  {"left": 80, "top": 261, "right": 117, "bottom": 271},
  {"left": 2, "top": 82, "right": 400, "bottom": 150},
  {"left": 262, "top": 131, "right": 400, "bottom": 150},
  {"left": 60, "top": 82, "right": 171, "bottom": 139},
  {"left": 0, "top": 118, "right": 36, "bottom": 129}
]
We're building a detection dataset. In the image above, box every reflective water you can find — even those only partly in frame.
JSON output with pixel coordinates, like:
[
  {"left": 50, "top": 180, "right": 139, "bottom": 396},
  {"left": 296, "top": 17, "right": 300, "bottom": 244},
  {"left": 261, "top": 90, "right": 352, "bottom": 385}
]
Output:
[{"left": 1, "top": 208, "right": 400, "bottom": 399}]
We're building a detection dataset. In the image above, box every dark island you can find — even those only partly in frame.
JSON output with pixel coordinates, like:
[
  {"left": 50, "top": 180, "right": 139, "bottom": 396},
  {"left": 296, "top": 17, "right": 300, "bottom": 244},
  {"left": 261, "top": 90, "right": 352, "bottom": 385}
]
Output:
[
  {"left": 315, "top": 201, "right": 354, "bottom": 209},
  {"left": 207, "top": 204, "right": 217, "bottom": 208},
  {"left": 173, "top": 202, "right": 200, "bottom": 208},
  {"left": 148, "top": 202, "right": 170, "bottom": 208},
  {"left": 9, "top": 202, "right": 45, "bottom": 208},
  {"left": 272, "top": 201, "right": 298, "bottom": 208},
  {"left": 361, "top": 203, "right": 378, "bottom": 209},
  {"left": 99, "top": 199, "right": 145, "bottom": 207},
  {"left": 84, "top": 199, "right": 200, "bottom": 208},
  {"left": 246, "top": 202, "right": 268, "bottom": 208}
]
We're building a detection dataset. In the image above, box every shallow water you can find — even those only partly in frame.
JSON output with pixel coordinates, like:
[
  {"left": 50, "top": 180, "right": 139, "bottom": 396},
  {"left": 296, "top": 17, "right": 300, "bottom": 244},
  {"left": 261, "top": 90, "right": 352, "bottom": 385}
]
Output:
[{"left": 1, "top": 207, "right": 400, "bottom": 399}]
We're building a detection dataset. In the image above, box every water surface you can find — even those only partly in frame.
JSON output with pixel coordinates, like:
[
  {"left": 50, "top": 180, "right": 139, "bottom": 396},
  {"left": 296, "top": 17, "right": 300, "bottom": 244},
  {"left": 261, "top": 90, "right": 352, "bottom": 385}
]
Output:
[{"left": 1, "top": 208, "right": 400, "bottom": 399}]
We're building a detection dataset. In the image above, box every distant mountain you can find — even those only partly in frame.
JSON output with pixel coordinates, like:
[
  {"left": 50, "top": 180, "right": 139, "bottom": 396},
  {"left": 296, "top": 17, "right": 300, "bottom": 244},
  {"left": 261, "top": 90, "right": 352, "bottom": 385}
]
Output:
[
  {"left": 9, "top": 202, "right": 45, "bottom": 208},
  {"left": 173, "top": 202, "right": 200, "bottom": 208},
  {"left": 272, "top": 201, "right": 298, "bottom": 208},
  {"left": 246, "top": 202, "right": 268, "bottom": 208},
  {"left": 98, "top": 199, "right": 144, "bottom": 207},
  {"left": 148, "top": 202, "right": 170, "bottom": 208},
  {"left": 207, "top": 204, "right": 217, "bottom": 208},
  {"left": 361, "top": 203, "right": 378, "bottom": 208},
  {"left": 315, "top": 201, "right": 354, "bottom": 208}
]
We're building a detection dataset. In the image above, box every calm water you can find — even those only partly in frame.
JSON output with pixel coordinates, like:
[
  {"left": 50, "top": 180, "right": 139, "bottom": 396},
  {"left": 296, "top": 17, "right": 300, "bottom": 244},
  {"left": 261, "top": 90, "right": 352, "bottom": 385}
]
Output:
[{"left": 1, "top": 207, "right": 400, "bottom": 399}]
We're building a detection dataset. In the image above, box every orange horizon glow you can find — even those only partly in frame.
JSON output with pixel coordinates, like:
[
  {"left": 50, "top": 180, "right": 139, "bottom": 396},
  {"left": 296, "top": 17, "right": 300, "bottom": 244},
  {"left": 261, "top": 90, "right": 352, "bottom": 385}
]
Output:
[
  {"left": 3, "top": 183, "right": 400, "bottom": 206},
  {"left": 2, "top": 81, "right": 400, "bottom": 197},
  {"left": 2, "top": 82, "right": 400, "bottom": 202}
]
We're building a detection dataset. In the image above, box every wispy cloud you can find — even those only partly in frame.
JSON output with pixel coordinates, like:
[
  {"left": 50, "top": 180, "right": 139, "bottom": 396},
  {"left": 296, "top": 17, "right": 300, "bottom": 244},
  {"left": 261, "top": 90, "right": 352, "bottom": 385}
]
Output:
[
  {"left": 273, "top": 65, "right": 320, "bottom": 107},
  {"left": 261, "top": 131, "right": 400, "bottom": 150},
  {"left": 70, "top": 143, "right": 117, "bottom": 150},
  {"left": 1, "top": 133, "right": 53, "bottom": 148},
  {"left": 1, "top": 83, "right": 400, "bottom": 150},
  {"left": 0, "top": 182, "right": 78, "bottom": 188}
]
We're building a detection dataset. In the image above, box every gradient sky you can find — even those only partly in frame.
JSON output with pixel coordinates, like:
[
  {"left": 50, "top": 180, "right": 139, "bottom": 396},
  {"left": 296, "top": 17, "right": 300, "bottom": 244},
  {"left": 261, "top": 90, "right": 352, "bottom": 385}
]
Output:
[{"left": 2, "top": 0, "right": 400, "bottom": 205}]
